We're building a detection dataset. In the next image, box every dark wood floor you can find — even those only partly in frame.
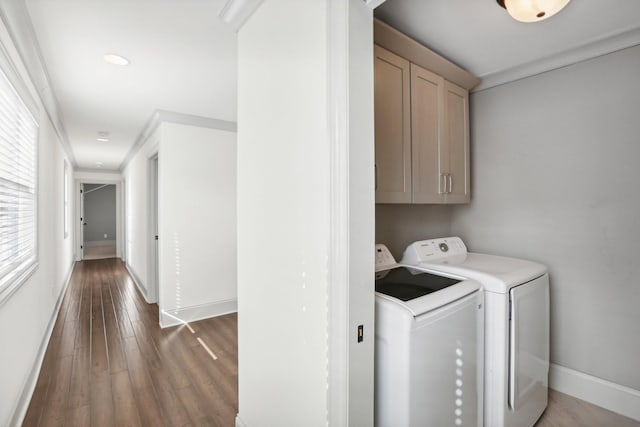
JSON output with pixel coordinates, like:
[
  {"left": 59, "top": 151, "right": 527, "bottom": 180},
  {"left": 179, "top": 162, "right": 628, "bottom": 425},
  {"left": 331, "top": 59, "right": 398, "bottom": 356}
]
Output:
[
  {"left": 23, "top": 258, "right": 238, "bottom": 427},
  {"left": 22, "top": 258, "right": 640, "bottom": 427}
]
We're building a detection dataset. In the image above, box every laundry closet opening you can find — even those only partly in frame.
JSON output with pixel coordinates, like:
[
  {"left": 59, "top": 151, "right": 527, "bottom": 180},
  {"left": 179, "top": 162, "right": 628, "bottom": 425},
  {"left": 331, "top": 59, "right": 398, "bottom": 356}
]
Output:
[{"left": 81, "top": 183, "right": 117, "bottom": 260}]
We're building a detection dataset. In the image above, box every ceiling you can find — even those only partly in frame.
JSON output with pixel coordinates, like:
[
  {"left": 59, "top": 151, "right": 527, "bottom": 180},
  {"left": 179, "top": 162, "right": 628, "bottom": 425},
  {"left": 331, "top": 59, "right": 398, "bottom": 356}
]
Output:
[
  {"left": 25, "top": 0, "right": 237, "bottom": 171},
  {"left": 375, "top": 0, "right": 640, "bottom": 88},
  {"left": 22, "top": 0, "right": 640, "bottom": 172}
]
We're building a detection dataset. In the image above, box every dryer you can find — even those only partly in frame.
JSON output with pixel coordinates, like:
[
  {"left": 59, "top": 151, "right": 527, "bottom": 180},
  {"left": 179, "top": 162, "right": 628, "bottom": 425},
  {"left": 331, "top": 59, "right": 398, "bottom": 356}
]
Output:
[
  {"left": 402, "top": 237, "right": 550, "bottom": 427},
  {"left": 374, "top": 244, "right": 484, "bottom": 427}
]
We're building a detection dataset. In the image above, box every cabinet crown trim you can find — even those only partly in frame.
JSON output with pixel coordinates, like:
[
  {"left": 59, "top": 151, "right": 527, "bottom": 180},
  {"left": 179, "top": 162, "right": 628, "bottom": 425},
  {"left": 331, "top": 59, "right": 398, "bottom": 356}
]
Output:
[{"left": 374, "top": 18, "right": 480, "bottom": 91}]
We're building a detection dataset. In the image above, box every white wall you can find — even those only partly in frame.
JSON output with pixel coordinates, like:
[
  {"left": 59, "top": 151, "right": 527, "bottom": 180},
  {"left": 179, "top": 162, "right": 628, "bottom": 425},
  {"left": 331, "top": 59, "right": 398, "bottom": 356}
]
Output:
[
  {"left": 158, "top": 122, "right": 237, "bottom": 325},
  {"left": 123, "top": 128, "right": 159, "bottom": 299},
  {"left": 237, "top": 1, "right": 329, "bottom": 425},
  {"left": 0, "top": 24, "right": 75, "bottom": 426},
  {"left": 123, "top": 121, "right": 237, "bottom": 325},
  {"left": 237, "top": 1, "right": 375, "bottom": 425},
  {"left": 451, "top": 45, "right": 640, "bottom": 392}
]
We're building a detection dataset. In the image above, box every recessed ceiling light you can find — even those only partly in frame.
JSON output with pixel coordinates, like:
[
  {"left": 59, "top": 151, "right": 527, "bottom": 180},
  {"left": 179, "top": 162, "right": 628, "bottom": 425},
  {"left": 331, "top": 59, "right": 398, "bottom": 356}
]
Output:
[
  {"left": 103, "top": 53, "right": 130, "bottom": 66},
  {"left": 95, "top": 161, "right": 103, "bottom": 168},
  {"left": 97, "top": 131, "right": 110, "bottom": 142}
]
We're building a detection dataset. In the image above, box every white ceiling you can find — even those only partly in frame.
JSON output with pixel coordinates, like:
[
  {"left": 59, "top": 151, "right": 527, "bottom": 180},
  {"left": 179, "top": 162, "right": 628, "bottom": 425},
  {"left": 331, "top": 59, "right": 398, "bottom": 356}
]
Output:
[
  {"left": 375, "top": 0, "right": 640, "bottom": 87},
  {"left": 23, "top": 0, "right": 640, "bottom": 171},
  {"left": 25, "top": 0, "right": 237, "bottom": 171}
]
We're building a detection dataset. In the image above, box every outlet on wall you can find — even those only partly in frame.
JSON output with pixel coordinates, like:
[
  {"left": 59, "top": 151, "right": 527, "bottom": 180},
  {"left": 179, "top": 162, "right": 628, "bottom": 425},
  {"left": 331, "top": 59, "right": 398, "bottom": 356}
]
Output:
[{"left": 104, "top": 234, "right": 108, "bottom": 239}]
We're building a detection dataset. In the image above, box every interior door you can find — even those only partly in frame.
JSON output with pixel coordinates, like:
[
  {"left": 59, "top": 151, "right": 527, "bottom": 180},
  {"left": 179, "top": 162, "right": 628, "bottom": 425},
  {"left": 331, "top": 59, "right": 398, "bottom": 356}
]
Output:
[
  {"left": 153, "top": 157, "right": 159, "bottom": 300},
  {"left": 79, "top": 183, "right": 85, "bottom": 259},
  {"left": 509, "top": 275, "right": 550, "bottom": 410}
]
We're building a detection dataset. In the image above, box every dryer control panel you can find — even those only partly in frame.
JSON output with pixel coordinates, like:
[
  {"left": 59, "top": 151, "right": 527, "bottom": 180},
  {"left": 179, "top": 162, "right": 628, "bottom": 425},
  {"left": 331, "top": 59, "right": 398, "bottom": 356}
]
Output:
[{"left": 402, "top": 237, "right": 467, "bottom": 265}]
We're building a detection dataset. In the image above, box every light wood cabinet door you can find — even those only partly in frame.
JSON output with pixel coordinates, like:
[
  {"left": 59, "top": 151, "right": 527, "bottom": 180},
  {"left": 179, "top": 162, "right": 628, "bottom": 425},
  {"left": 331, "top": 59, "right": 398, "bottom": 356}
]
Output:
[
  {"left": 442, "top": 81, "right": 470, "bottom": 203},
  {"left": 374, "top": 45, "right": 411, "bottom": 203},
  {"left": 410, "top": 63, "right": 444, "bottom": 203}
]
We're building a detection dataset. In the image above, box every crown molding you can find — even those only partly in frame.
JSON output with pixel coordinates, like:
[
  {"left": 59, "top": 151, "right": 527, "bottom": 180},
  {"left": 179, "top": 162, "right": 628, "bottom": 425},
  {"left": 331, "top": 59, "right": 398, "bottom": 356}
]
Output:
[
  {"left": 475, "top": 24, "right": 640, "bottom": 92},
  {"left": 0, "top": 1, "right": 77, "bottom": 167},
  {"left": 219, "top": 0, "right": 265, "bottom": 32},
  {"left": 364, "top": 0, "right": 388, "bottom": 9},
  {"left": 74, "top": 168, "right": 121, "bottom": 175},
  {"left": 119, "top": 109, "right": 237, "bottom": 171}
]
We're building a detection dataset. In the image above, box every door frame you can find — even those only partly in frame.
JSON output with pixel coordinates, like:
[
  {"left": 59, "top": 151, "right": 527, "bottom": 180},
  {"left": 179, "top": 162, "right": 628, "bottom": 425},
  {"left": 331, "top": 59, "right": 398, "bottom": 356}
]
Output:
[
  {"left": 146, "top": 154, "right": 159, "bottom": 304},
  {"left": 75, "top": 178, "right": 123, "bottom": 261}
]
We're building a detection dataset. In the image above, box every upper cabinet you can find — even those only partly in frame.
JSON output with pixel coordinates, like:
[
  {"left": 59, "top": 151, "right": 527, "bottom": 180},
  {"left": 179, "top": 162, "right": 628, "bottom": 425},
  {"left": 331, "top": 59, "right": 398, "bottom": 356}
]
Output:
[
  {"left": 442, "top": 81, "right": 470, "bottom": 203},
  {"left": 374, "top": 19, "right": 476, "bottom": 205},
  {"left": 374, "top": 45, "right": 411, "bottom": 203}
]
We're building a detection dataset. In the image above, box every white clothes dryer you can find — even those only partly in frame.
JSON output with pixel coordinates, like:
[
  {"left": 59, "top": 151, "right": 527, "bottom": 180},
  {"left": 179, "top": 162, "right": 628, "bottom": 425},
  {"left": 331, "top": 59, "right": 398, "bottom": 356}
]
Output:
[
  {"left": 374, "top": 244, "right": 484, "bottom": 427},
  {"left": 402, "top": 237, "right": 550, "bottom": 427}
]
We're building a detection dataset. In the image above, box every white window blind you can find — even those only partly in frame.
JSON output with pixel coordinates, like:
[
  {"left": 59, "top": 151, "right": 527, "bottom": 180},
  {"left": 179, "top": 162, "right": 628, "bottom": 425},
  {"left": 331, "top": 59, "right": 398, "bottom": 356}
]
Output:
[{"left": 0, "top": 66, "right": 38, "bottom": 301}]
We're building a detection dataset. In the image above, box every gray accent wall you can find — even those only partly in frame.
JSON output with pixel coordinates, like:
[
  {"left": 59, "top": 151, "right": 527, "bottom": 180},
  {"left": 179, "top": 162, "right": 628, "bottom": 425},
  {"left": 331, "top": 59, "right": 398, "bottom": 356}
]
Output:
[
  {"left": 374, "top": 44, "right": 640, "bottom": 392},
  {"left": 83, "top": 184, "right": 116, "bottom": 244},
  {"left": 451, "top": 45, "right": 640, "bottom": 390},
  {"left": 376, "top": 204, "right": 452, "bottom": 259}
]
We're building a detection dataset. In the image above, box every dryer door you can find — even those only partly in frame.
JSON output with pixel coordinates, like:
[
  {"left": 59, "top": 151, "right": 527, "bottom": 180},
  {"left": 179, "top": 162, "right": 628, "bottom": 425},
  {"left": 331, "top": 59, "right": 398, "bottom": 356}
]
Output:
[{"left": 508, "top": 274, "right": 550, "bottom": 410}]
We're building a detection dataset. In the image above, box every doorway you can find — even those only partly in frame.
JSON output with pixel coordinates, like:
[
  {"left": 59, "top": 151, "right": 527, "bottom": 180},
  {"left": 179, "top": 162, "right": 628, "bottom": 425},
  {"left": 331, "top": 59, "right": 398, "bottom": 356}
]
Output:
[
  {"left": 82, "top": 183, "right": 117, "bottom": 260},
  {"left": 147, "top": 155, "right": 160, "bottom": 303}
]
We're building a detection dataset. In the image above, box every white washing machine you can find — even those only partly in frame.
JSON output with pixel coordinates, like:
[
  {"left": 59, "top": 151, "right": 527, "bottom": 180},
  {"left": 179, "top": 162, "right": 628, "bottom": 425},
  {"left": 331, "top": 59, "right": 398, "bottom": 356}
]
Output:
[
  {"left": 402, "top": 237, "right": 550, "bottom": 427},
  {"left": 374, "top": 244, "right": 484, "bottom": 427}
]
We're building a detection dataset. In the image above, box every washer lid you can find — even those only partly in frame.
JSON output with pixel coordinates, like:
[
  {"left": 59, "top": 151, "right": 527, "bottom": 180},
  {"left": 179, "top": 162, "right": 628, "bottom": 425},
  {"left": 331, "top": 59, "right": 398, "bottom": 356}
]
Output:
[{"left": 375, "top": 266, "right": 481, "bottom": 316}]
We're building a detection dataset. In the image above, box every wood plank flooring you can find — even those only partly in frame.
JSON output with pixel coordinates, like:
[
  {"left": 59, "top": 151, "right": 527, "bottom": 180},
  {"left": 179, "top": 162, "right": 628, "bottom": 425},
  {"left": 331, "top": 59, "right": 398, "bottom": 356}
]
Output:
[
  {"left": 22, "top": 258, "right": 640, "bottom": 427},
  {"left": 82, "top": 245, "right": 117, "bottom": 260},
  {"left": 536, "top": 389, "right": 640, "bottom": 427},
  {"left": 23, "top": 258, "right": 238, "bottom": 427}
]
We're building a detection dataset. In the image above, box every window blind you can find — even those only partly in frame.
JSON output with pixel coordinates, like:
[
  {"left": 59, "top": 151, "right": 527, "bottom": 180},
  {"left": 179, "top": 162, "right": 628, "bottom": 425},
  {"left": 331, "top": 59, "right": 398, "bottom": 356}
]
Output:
[{"left": 0, "top": 66, "right": 38, "bottom": 298}]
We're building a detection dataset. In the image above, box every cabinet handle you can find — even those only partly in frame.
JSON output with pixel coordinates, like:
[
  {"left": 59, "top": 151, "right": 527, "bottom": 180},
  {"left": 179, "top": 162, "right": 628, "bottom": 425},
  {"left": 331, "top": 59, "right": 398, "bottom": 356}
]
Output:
[
  {"left": 448, "top": 174, "right": 452, "bottom": 194},
  {"left": 374, "top": 164, "right": 378, "bottom": 191}
]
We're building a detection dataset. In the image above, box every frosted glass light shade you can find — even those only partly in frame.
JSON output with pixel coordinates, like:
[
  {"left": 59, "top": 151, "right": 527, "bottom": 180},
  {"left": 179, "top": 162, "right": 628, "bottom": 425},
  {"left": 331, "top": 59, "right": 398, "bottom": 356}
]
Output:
[{"left": 503, "top": 0, "right": 571, "bottom": 22}]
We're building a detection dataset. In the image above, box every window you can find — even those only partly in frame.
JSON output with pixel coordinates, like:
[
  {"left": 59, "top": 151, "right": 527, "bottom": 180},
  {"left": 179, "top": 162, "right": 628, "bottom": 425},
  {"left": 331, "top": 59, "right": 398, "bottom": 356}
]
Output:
[
  {"left": 64, "top": 160, "right": 69, "bottom": 238},
  {"left": 0, "top": 65, "right": 38, "bottom": 303}
]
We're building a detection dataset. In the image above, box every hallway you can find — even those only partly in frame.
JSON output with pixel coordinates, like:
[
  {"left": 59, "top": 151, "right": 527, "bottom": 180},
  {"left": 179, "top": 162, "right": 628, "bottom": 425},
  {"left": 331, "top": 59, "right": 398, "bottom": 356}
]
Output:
[{"left": 23, "top": 259, "right": 238, "bottom": 427}]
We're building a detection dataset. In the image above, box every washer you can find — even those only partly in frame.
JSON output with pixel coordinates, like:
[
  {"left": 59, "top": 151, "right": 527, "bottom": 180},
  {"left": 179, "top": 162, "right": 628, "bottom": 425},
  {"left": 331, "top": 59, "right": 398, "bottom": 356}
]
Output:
[
  {"left": 374, "top": 244, "right": 484, "bottom": 427},
  {"left": 402, "top": 237, "right": 550, "bottom": 427}
]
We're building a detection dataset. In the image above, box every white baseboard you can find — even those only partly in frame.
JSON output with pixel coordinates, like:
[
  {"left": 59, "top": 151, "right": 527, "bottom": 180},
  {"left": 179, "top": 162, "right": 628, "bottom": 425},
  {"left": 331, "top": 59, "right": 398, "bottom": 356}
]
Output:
[
  {"left": 160, "top": 299, "right": 237, "bottom": 328},
  {"left": 9, "top": 261, "right": 76, "bottom": 427},
  {"left": 125, "top": 263, "right": 149, "bottom": 303},
  {"left": 235, "top": 414, "right": 247, "bottom": 427},
  {"left": 84, "top": 240, "right": 116, "bottom": 247},
  {"left": 550, "top": 363, "right": 640, "bottom": 421}
]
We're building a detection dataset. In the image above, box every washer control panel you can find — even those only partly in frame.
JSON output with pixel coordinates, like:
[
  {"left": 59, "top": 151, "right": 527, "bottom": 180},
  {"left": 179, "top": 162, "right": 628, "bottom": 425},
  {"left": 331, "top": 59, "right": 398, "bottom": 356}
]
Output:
[
  {"left": 375, "top": 244, "right": 397, "bottom": 272},
  {"left": 402, "top": 237, "right": 467, "bottom": 264}
]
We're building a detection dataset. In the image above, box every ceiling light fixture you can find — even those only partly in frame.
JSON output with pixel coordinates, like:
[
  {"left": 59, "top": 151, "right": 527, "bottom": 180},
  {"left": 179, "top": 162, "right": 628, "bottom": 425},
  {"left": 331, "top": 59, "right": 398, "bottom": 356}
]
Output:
[
  {"left": 496, "top": 0, "right": 571, "bottom": 23},
  {"left": 95, "top": 161, "right": 103, "bottom": 168},
  {"left": 103, "top": 53, "right": 130, "bottom": 66},
  {"left": 97, "top": 131, "right": 109, "bottom": 142}
]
